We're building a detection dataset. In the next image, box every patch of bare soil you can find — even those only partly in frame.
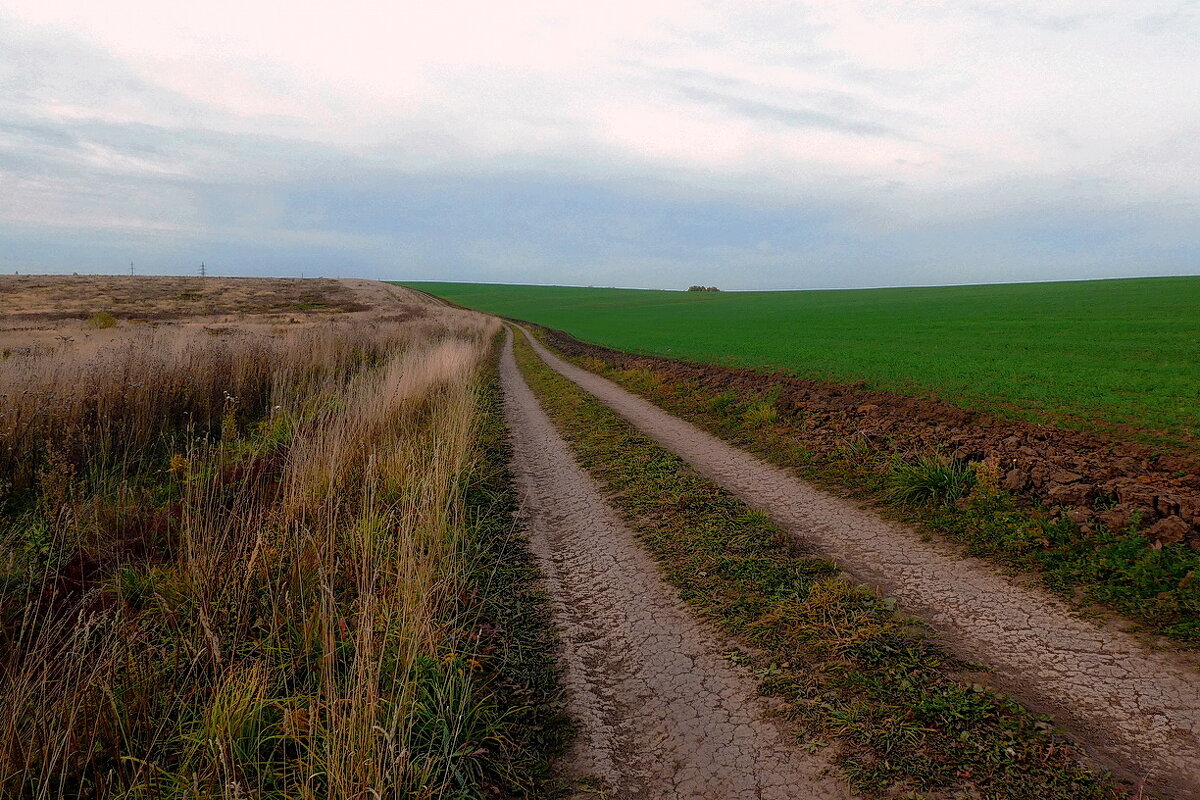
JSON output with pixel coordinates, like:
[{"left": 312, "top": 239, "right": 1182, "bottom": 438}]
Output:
[
  {"left": 541, "top": 329, "right": 1200, "bottom": 551},
  {"left": 499, "top": 330, "right": 854, "bottom": 800},
  {"left": 520, "top": 326, "right": 1200, "bottom": 800}
]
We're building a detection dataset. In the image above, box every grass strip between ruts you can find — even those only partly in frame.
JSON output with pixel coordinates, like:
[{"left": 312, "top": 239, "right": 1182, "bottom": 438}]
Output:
[{"left": 512, "top": 330, "right": 1127, "bottom": 800}]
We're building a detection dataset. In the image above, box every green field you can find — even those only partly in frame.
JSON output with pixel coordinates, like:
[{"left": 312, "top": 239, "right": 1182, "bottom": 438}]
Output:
[{"left": 406, "top": 278, "right": 1200, "bottom": 446}]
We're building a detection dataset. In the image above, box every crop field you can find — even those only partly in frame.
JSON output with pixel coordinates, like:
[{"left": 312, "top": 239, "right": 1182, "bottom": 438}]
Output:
[{"left": 408, "top": 277, "right": 1200, "bottom": 446}]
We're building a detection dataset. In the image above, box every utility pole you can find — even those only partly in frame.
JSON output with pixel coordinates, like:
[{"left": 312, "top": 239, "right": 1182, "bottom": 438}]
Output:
[{"left": 199, "top": 261, "right": 207, "bottom": 278}]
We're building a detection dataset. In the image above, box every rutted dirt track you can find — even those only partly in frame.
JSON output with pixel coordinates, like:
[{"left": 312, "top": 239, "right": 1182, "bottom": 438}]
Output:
[
  {"left": 515, "top": 327, "right": 1200, "bottom": 799},
  {"left": 499, "top": 330, "right": 855, "bottom": 799}
]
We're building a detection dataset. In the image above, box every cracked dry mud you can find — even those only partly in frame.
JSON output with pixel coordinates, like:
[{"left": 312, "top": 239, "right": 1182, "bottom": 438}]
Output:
[
  {"left": 499, "top": 330, "right": 855, "bottom": 800},
  {"left": 516, "top": 326, "right": 1200, "bottom": 800}
]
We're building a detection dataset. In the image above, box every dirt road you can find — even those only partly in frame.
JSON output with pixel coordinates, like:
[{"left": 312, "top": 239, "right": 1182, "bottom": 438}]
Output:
[
  {"left": 516, "top": 326, "right": 1200, "bottom": 799},
  {"left": 499, "top": 330, "right": 855, "bottom": 799}
]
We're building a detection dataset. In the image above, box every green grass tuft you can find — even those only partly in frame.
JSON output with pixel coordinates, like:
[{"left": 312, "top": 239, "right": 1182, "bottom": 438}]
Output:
[
  {"left": 741, "top": 398, "right": 779, "bottom": 427},
  {"left": 885, "top": 453, "right": 976, "bottom": 505}
]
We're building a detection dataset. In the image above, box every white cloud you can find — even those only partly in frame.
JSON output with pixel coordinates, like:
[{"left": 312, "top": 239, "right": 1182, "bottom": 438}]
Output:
[{"left": 2, "top": 1, "right": 1199, "bottom": 284}]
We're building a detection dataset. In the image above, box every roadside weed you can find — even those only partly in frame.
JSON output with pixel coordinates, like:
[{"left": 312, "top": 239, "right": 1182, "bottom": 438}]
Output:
[
  {"left": 885, "top": 454, "right": 976, "bottom": 505},
  {"left": 86, "top": 311, "right": 118, "bottom": 329},
  {"left": 742, "top": 398, "right": 779, "bottom": 427}
]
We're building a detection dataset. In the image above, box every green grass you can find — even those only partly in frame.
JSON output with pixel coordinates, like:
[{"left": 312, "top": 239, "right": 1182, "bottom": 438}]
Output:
[
  {"left": 512, "top": 331, "right": 1124, "bottom": 799},
  {"left": 406, "top": 277, "right": 1200, "bottom": 446}
]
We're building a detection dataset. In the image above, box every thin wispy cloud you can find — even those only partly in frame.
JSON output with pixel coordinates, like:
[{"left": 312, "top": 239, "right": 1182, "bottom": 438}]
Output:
[{"left": 1, "top": 1, "right": 1198, "bottom": 287}]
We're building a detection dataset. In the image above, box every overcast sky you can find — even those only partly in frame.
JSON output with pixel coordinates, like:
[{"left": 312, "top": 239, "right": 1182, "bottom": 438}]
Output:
[{"left": 2, "top": 1, "right": 1199, "bottom": 289}]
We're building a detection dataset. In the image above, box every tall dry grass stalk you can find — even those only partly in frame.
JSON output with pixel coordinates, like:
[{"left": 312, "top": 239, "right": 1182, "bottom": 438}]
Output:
[{"left": 0, "top": 308, "right": 504, "bottom": 798}]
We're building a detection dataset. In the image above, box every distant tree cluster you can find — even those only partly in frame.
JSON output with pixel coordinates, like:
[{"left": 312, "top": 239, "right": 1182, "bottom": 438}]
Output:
[{"left": 687, "top": 285, "right": 721, "bottom": 292}]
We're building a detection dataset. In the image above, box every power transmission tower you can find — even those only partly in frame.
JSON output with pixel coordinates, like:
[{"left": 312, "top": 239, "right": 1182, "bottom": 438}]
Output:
[
  {"left": 130, "top": 261, "right": 134, "bottom": 276},
  {"left": 199, "top": 261, "right": 207, "bottom": 278}
]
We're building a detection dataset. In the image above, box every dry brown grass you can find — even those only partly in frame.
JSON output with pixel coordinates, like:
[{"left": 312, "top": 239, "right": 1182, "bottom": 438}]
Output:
[
  {"left": 0, "top": 280, "right": 508, "bottom": 798},
  {"left": 0, "top": 275, "right": 368, "bottom": 319},
  {"left": 0, "top": 275, "right": 431, "bottom": 356}
]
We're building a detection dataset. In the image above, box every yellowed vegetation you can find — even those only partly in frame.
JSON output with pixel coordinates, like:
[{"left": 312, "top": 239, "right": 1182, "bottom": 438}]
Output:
[{"left": 0, "top": 284, "right": 510, "bottom": 797}]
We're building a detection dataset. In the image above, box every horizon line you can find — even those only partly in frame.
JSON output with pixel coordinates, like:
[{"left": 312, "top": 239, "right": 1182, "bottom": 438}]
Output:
[{"left": 8, "top": 268, "right": 1198, "bottom": 293}]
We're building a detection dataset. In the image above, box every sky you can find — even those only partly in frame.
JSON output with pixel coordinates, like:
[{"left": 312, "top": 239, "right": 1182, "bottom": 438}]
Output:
[{"left": 2, "top": 1, "right": 1199, "bottom": 290}]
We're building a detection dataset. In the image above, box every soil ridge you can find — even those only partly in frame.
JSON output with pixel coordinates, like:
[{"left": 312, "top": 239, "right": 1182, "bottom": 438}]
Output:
[{"left": 539, "top": 326, "right": 1200, "bottom": 549}]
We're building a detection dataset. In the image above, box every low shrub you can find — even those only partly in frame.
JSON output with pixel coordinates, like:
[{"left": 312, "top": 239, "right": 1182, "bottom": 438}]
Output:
[{"left": 86, "top": 311, "right": 118, "bottom": 329}]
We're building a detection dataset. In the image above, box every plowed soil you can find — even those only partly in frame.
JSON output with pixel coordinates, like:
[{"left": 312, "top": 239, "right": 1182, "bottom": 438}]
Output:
[
  {"left": 540, "top": 328, "right": 1200, "bottom": 550},
  {"left": 518, "top": 326, "right": 1200, "bottom": 800},
  {"left": 499, "top": 330, "right": 855, "bottom": 799}
]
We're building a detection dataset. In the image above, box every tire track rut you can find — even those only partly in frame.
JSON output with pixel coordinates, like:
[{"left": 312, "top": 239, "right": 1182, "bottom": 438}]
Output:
[
  {"left": 516, "top": 326, "right": 1200, "bottom": 799},
  {"left": 499, "top": 330, "right": 855, "bottom": 800}
]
